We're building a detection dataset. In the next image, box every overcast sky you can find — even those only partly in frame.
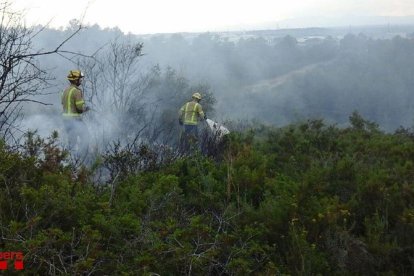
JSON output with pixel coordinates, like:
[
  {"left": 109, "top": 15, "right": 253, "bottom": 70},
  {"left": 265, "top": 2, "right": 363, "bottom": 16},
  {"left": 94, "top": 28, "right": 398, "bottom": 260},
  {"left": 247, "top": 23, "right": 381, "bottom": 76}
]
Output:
[{"left": 12, "top": 0, "right": 414, "bottom": 34}]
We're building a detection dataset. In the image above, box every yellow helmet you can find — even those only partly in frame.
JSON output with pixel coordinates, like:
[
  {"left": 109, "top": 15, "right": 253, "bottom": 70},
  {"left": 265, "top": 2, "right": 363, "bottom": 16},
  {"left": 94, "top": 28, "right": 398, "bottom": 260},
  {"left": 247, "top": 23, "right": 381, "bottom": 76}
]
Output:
[
  {"left": 192, "top": 92, "right": 202, "bottom": 100},
  {"left": 67, "top": 70, "right": 84, "bottom": 81}
]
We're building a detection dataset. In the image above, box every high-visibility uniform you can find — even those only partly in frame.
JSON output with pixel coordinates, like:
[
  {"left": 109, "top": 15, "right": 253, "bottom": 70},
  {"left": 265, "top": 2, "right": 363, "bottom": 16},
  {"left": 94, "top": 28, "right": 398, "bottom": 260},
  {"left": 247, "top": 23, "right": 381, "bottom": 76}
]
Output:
[
  {"left": 179, "top": 100, "right": 205, "bottom": 125},
  {"left": 61, "top": 84, "right": 88, "bottom": 151},
  {"left": 179, "top": 100, "right": 205, "bottom": 151},
  {"left": 61, "top": 84, "right": 86, "bottom": 117}
]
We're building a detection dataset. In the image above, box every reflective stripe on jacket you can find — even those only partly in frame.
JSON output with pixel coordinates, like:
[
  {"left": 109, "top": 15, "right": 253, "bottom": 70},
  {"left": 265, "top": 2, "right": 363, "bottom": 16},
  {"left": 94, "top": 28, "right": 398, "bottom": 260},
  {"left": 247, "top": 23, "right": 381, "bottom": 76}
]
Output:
[
  {"left": 179, "top": 101, "right": 204, "bottom": 125},
  {"left": 61, "top": 85, "right": 85, "bottom": 117}
]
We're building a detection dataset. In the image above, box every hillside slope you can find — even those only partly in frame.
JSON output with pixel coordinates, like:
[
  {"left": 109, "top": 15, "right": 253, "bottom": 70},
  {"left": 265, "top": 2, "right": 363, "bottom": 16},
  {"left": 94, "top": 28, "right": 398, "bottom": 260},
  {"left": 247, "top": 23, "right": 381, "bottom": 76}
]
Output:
[{"left": 1, "top": 113, "right": 414, "bottom": 274}]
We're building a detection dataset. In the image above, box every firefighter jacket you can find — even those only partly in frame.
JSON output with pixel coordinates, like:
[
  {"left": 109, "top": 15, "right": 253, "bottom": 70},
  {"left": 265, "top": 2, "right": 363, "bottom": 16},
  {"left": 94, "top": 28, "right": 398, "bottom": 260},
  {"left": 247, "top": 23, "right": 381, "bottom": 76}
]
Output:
[
  {"left": 179, "top": 100, "right": 205, "bottom": 125},
  {"left": 61, "top": 84, "right": 86, "bottom": 118}
]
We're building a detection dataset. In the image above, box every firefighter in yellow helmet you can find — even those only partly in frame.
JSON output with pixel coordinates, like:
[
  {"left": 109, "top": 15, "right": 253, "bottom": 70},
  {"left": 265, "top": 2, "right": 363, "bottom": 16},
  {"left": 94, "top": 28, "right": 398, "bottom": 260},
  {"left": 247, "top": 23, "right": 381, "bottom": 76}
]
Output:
[
  {"left": 61, "top": 70, "right": 90, "bottom": 151},
  {"left": 178, "top": 92, "right": 206, "bottom": 150}
]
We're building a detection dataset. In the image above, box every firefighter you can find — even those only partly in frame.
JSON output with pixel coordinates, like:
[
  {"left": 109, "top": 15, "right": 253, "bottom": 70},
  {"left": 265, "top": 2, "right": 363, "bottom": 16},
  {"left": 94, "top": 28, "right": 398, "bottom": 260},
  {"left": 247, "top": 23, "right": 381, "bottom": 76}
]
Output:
[
  {"left": 61, "top": 70, "right": 89, "bottom": 151},
  {"left": 178, "top": 92, "right": 206, "bottom": 150}
]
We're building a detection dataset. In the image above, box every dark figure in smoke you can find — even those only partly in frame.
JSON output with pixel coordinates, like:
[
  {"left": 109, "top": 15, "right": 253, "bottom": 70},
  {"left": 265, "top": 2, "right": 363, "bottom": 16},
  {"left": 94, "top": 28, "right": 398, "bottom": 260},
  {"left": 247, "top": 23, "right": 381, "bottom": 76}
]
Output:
[
  {"left": 178, "top": 92, "right": 206, "bottom": 151},
  {"left": 61, "top": 70, "right": 90, "bottom": 152}
]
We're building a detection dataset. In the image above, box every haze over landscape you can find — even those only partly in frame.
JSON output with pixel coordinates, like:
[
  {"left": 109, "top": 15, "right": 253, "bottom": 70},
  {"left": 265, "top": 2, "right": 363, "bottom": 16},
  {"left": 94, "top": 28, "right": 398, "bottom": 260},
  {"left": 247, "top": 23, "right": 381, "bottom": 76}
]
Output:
[{"left": 2, "top": 0, "right": 412, "bottom": 142}]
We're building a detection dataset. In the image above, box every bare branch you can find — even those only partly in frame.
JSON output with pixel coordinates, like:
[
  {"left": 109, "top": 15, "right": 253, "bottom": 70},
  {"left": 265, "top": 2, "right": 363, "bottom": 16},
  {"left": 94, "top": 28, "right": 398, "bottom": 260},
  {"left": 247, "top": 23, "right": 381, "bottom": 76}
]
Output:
[{"left": 0, "top": 3, "right": 90, "bottom": 140}]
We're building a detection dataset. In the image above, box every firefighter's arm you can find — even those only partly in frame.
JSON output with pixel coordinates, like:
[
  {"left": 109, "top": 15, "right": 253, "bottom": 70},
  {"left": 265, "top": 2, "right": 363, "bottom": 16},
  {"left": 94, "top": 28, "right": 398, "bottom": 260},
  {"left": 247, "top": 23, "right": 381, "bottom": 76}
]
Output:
[
  {"left": 74, "top": 90, "right": 86, "bottom": 112},
  {"left": 197, "top": 104, "right": 206, "bottom": 120}
]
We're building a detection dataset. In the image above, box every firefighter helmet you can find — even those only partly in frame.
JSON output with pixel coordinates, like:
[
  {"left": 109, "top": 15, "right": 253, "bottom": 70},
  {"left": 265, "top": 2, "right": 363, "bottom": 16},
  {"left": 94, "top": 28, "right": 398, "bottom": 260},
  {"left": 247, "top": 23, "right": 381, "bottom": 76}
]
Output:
[
  {"left": 192, "top": 92, "right": 202, "bottom": 100},
  {"left": 67, "top": 70, "right": 84, "bottom": 81}
]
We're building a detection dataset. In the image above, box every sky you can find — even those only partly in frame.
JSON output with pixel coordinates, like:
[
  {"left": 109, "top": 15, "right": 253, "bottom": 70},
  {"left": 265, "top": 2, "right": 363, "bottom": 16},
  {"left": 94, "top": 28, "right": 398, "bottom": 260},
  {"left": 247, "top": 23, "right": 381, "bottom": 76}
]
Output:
[{"left": 12, "top": 0, "right": 414, "bottom": 34}]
